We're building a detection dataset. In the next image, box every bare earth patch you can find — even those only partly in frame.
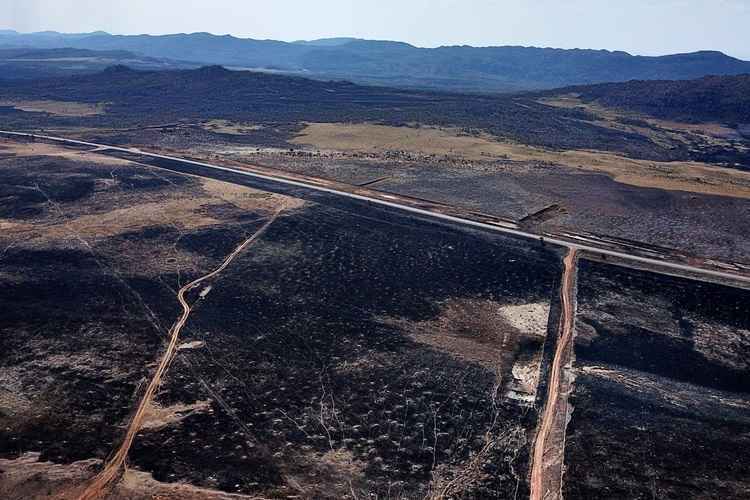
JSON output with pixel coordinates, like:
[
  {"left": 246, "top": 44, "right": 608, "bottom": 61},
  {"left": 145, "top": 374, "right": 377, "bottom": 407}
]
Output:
[
  {"left": 141, "top": 400, "right": 212, "bottom": 431},
  {"left": 0, "top": 453, "right": 98, "bottom": 500},
  {"left": 499, "top": 302, "right": 550, "bottom": 336},
  {"left": 383, "top": 298, "right": 549, "bottom": 403},
  {"left": 0, "top": 454, "right": 261, "bottom": 500}
]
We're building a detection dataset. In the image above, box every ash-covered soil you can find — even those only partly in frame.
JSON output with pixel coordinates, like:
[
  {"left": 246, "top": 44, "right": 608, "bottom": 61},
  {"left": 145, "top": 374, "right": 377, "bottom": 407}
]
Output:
[
  {"left": 31, "top": 114, "right": 750, "bottom": 264},
  {"left": 0, "top": 143, "right": 295, "bottom": 497},
  {"left": 6, "top": 138, "right": 748, "bottom": 500},
  {"left": 564, "top": 260, "right": 750, "bottom": 499},
  {"left": 0, "top": 140, "right": 562, "bottom": 498},
  {"left": 248, "top": 149, "right": 750, "bottom": 263},
  {"left": 129, "top": 202, "right": 562, "bottom": 498}
]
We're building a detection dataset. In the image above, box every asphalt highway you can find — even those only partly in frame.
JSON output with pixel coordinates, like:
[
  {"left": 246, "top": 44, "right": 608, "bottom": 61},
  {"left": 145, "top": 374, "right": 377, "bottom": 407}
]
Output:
[{"left": 3, "top": 130, "right": 749, "bottom": 287}]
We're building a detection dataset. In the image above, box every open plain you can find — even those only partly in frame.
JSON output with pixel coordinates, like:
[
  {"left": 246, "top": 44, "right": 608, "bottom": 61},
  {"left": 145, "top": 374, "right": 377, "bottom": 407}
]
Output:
[
  {"left": 2, "top": 128, "right": 749, "bottom": 498},
  {"left": 1, "top": 60, "right": 750, "bottom": 500},
  {"left": 1, "top": 138, "right": 562, "bottom": 498}
]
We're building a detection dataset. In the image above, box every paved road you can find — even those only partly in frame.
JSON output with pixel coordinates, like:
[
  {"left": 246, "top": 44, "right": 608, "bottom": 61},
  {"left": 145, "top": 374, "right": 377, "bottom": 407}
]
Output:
[{"left": 3, "top": 130, "right": 749, "bottom": 287}]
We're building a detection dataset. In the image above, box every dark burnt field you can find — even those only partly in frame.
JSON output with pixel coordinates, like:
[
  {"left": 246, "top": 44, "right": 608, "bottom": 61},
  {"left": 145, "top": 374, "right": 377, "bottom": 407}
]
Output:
[
  {"left": 0, "top": 245, "right": 161, "bottom": 464},
  {"left": 5, "top": 139, "right": 750, "bottom": 499},
  {"left": 0, "top": 143, "right": 295, "bottom": 496},
  {"left": 249, "top": 149, "right": 750, "bottom": 263},
  {"left": 0, "top": 141, "right": 564, "bottom": 498},
  {"left": 129, "top": 202, "right": 562, "bottom": 498},
  {"left": 0, "top": 151, "right": 183, "bottom": 467},
  {"left": 564, "top": 259, "right": 750, "bottom": 499}
]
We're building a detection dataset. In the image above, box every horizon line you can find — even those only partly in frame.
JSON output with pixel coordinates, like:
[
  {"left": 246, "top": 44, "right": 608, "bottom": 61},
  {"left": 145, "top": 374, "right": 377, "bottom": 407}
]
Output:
[{"left": 2, "top": 28, "right": 747, "bottom": 61}]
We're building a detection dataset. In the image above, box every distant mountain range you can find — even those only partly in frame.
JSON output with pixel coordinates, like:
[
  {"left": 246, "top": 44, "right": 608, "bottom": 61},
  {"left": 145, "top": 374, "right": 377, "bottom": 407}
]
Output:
[{"left": 2, "top": 30, "right": 750, "bottom": 92}]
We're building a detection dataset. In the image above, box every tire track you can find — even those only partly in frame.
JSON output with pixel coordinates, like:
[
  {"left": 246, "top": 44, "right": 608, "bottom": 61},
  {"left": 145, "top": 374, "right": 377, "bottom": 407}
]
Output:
[{"left": 78, "top": 205, "right": 285, "bottom": 500}]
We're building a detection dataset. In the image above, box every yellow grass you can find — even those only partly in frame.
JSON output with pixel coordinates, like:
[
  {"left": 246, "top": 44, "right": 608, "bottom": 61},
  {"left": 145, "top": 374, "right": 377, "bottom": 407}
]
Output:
[
  {"left": 0, "top": 140, "right": 129, "bottom": 165},
  {"left": 0, "top": 99, "right": 106, "bottom": 117},
  {"left": 201, "top": 119, "right": 265, "bottom": 135},
  {"left": 292, "top": 122, "right": 750, "bottom": 199},
  {"left": 201, "top": 178, "right": 305, "bottom": 211}
]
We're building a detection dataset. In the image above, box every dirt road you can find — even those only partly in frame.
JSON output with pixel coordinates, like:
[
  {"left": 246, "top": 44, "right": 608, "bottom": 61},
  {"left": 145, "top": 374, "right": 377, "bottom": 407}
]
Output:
[
  {"left": 78, "top": 206, "right": 285, "bottom": 500},
  {"left": 529, "top": 248, "right": 578, "bottom": 500}
]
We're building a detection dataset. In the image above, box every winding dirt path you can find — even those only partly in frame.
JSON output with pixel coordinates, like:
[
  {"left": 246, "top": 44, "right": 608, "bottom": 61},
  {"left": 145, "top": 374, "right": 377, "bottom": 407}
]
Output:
[
  {"left": 529, "top": 248, "right": 578, "bottom": 500},
  {"left": 78, "top": 206, "right": 285, "bottom": 500}
]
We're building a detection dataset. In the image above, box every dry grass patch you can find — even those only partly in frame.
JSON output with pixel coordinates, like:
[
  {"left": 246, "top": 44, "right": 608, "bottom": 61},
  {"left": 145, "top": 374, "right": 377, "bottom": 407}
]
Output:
[
  {"left": 115, "top": 468, "right": 260, "bottom": 499},
  {"left": 200, "top": 178, "right": 305, "bottom": 212},
  {"left": 34, "top": 199, "right": 222, "bottom": 241},
  {"left": 0, "top": 453, "right": 98, "bottom": 500},
  {"left": 0, "top": 453, "right": 260, "bottom": 500},
  {"left": 0, "top": 140, "right": 129, "bottom": 165},
  {"left": 0, "top": 220, "right": 28, "bottom": 233},
  {"left": 141, "top": 400, "right": 212, "bottom": 431},
  {"left": 292, "top": 122, "right": 510, "bottom": 161},
  {"left": 201, "top": 119, "right": 265, "bottom": 135},
  {"left": 652, "top": 119, "right": 739, "bottom": 139},
  {"left": 0, "top": 149, "right": 297, "bottom": 247},
  {"left": 0, "top": 99, "right": 105, "bottom": 117},
  {"left": 541, "top": 93, "right": 743, "bottom": 143},
  {"left": 292, "top": 122, "right": 750, "bottom": 199}
]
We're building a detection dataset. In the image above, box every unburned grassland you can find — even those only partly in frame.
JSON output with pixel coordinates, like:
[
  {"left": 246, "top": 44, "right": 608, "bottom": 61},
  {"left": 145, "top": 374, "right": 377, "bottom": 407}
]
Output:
[{"left": 291, "top": 122, "right": 750, "bottom": 199}]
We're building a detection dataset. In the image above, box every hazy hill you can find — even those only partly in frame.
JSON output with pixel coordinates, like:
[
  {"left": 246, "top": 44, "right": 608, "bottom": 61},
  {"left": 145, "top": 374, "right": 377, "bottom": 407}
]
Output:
[
  {"left": 563, "top": 74, "right": 750, "bottom": 124},
  {"left": 0, "top": 47, "right": 195, "bottom": 79},
  {"left": 292, "top": 38, "right": 360, "bottom": 47},
  {"left": 2, "top": 30, "right": 750, "bottom": 92}
]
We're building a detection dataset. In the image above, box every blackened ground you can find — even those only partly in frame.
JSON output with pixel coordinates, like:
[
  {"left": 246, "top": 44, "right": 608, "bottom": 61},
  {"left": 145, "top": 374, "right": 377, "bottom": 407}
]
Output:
[
  {"left": 564, "top": 259, "right": 750, "bottom": 499},
  {"left": 0, "top": 156, "right": 98, "bottom": 217},
  {"left": 253, "top": 151, "right": 750, "bottom": 263},
  {"left": 129, "top": 202, "right": 561, "bottom": 498},
  {"left": 0, "top": 246, "right": 162, "bottom": 464},
  {"left": 565, "top": 372, "right": 750, "bottom": 500},
  {"left": 0, "top": 151, "right": 282, "bottom": 484},
  {"left": 0, "top": 146, "right": 559, "bottom": 497},
  {"left": 0, "top": 154, "right": 192, "bottom": 220},
  {"left": 81, "top": 122, "right": 302, "bottom": 151}
]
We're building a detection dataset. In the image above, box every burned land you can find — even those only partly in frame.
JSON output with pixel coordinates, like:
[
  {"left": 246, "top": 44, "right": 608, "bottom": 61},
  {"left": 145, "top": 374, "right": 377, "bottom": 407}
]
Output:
[
  {"left": 2, "top": 66, "right": 748, "bottom": 166},
  {"left": 2, "top": 67, "right": 748, "bottom": 263},
  {"left": 1, "top": 65, "right": 750, "bottom": 500},
  {"left": 0, "top": 142, "right": 563, "bottom": 498},
  {"left": 565, "top": 259, "right": 750, "bottom": 499}
]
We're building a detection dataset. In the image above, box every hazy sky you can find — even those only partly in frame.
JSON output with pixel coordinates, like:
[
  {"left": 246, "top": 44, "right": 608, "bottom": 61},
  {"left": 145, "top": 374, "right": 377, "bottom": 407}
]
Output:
[{"left": 4, "top": 0, "right": 750, "bottom": 59}]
